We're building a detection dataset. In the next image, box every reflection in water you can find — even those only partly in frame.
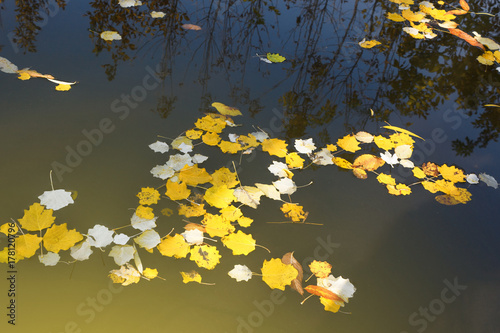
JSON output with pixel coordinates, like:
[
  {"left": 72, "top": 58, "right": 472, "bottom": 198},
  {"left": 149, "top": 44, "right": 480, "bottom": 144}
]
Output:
[{"left": 4, "top": 0, "right": 500, "bottom": 156}]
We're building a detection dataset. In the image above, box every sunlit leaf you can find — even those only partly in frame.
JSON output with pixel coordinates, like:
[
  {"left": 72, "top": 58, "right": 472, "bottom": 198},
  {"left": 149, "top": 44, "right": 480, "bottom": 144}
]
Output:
[
  {"left": 43, "top": 223, "right": 83, "bottom": 253},
  {"left": 211, "top": 102, "right": 242, "bottom": 116},
  {"left": 18, "top": 203, "right": 55, "bottom": 231},
  {"left": 261, "top": 258, "right": 298, "bottom": 291},
  {"left": 157, "top": 234, "right": 190, "bottom": 258},
  {"left": 266, "top": 53, "right": 286, "bottom": 63},
  {"left": 336, "top": 134, "right": 361, "bottom": 152},
  {"left": 359, "top": 39, "right": 382, "bottom": 48},
  {"left": 222, "top": 230, "right": 256, "bottom": 255},
  {"left": 189, "top": 244, "right": 221, "bottom": 270}
]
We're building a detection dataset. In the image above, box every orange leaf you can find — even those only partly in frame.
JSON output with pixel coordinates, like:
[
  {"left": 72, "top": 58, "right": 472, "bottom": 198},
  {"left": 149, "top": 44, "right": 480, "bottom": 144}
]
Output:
[
  {"left": 459, "top": 0, "right": 470, "bottom": 11},
  {"left": 448, "top": 28, "right": 485, "bottom": 50},
  {"left": 446, "top": 9, "right": 468, "bottom": 15},
  {"left": 304, "top": 285, "right": 344, "bottom": 303}
]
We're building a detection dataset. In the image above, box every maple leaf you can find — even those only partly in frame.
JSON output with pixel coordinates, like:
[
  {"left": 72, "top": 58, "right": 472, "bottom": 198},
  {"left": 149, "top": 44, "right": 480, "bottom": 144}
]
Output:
[
  {"left": 204, "top": 185, "right": 236, "bottom": 208},
  {"left": 222, "top": 230, "right": 256, "bottom": 255},
  {"left": 211, "top": 102, "right": 242, "bottom": 116},
  {"left": 309, "top": 260, "right": 332, "bottom": 279},
  {"left": 195, "top": 115, "right": 227, "bottom": 133},
  {"left": 38, "top": 189, "right": 74, "bottom": 210},
  {"left": 18, "top": 202, "right": 55, "bottom": 231},
  {"left": 43, "top": 223, "right": 83, "bottom": 253},
  {"left": 262, "top": 138, "right": 288, "bottom": 157},
  {"left": 337, "top": 134, "right": 361, "bottom": 152},
  {"left": 166, "top": 180, "right": 191, "bottom": 201},
  {"left": 280, "top": 203, "right": 307, "bottom": 222},
  {"left": 261, "top": 258, "right": 298, "bottom": 291},
  {"left": 16, "top": 234, "right": 42, "bottom": 259},
  {"left": 157, "top": 234, "right": 190, "bottom": 258},
  {"left": 228, "top": 264, "right": 253, "bottom": 282},
  {"left": 136, "top": 187, "right": 161, "bottom": 205},
  {"left": 438, "top": 164, "right": 466, "bottom": 183},
  {"left": 189, "top": 244, "right": 221, "bottom": 270},
  {"left": 202, "top": 213, "right": 235, "bottom": 237}
]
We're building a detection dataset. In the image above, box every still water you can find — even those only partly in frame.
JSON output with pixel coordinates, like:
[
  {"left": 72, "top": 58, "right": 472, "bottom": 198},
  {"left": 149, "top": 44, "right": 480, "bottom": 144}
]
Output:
[{"left": 1, "top": 0, "right": 499, "bottom": 332}]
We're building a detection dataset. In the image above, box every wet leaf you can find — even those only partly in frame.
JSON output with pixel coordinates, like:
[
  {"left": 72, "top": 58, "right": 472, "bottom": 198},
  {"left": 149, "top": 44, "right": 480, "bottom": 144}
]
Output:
[
  {"left": 282, "top": 252, "right": 304, "bottom": 295},
  {"left": 261, "top": 258, "right": 298, "bottom": 290}
]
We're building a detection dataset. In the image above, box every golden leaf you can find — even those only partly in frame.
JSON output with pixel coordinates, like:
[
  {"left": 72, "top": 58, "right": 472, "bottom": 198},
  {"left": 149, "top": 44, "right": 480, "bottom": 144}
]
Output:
[
  {"left": 18, "top": 203, "right": 55, "bottom": 231},
  {"left": 309, "top": 260, "right": 332, "bottom": 279},
  {"left": 401, "top": 9, "right": 426, "bottom": 22},
  {"left": 195, "top": 115, "right": 227, "bottom": 133},
  {"left": 221, "top": 230, "right": 256, "bottom": 255},
  {"left": 337, "top": 134, "right": 361, "bottom": 153},
  {"left": 387, "top": 12, "right": 406, "bottom": 22},
  {"left": 178, "top": 165, "right": 213, "bottom": 186},
  {"left": 211, "top": 102, "right": 242, "bottom": 116},
  {"left": 383, "top": 125, "right": 424, "bottom": 141},
  {"left": 186, "top": 129, "right": 203, "bottom": 140},
  {"left": 422, "top": 162, "right": 439, "bottom": 177},
  {"left": 280, "top": 203, "right": 307, "bottom": 222},
  {"left": 261, "top": 258, "right": 298, "bottom": 291},
  {"left": 136, "top": 187, "right": 161, "bottom": 205},
  {"left": 237, "top": 216, "right": 253, "bottom": 228},
  {"left": 286, "top": 152, "right": 305, "bottom": 169},
  {"left": 189, "top": 244, "right": 221, "bottom": 270},
  {"left": 219, "top": 205, "right": 243, "bottom": 222},
  {"left": 352, "top": 168, "right": 367, "bottom": 179},
  {"left": 136, "top": 205, "right": 154, "bottom": 219},
  {"left": 202, "top": 132, "right": 221, "bottom": 146},
  {"left": 373, "top": 135, "right": 395, "bottom": 150},
  {"left": 180, "top": 270, "right": 203, "bottom": 284},
  {"left": 43, "top": 223, "right": 83, "bottom": 253},
  {"left": 218, "top": 140, "right": 242, "bottom": 154},
  {"left": 377, "top": 173, "right": 396, "bottom": 186},
  {"left": 326, "top": 144, "right": 338, "bottom": 152},
  {"left": 333, "top": 157, "right": 353, "bottom": 169},
  {"left": 165, "top": 180, "right": 191, "bottom": 201},
  {"left": 16, "top": 234, "right": 42, "bottom": 259},
  {"left": 435, "top": 194, "right": 461, "bottom": 206},
  {"left": 143, "top": 268, "right": 158, "bottom": 279},
  {"left": 157, "top": 234, "right": 190, "bottom": 258},
  {"left": 320, "top": 297, "right": 342, "bottom": 313},
  {"left": 352, "top": 154, "right": 385, "bottom": 171},
  {"left": 386, "top": 183, "right": 412, "bottom": 196},
  {"left": 55, "top": 84, "right": 71, "bottom": 91},
  {"left": 359, "top": 39, "right": 382, "bottom": 48},
  {"left": 202, "top": 213, "right": 235, "bottom": 237},
  {"left": 261, "top": 138, "right": 288, "bottom": 157},
  {"left": 412, "top": 167, "right": 426, "bottom": 179},
  {"left": 438, "top": 164, "right": 466, "bottom": 183},
  {"left": 210, "top": 167, "right": 240, "bottom": 188},
  {"left": 204, "top": 185, "right": 235, "bottom": 209},
  {"left": 178, "top": 202, "right": 206, "bottom": 217}
]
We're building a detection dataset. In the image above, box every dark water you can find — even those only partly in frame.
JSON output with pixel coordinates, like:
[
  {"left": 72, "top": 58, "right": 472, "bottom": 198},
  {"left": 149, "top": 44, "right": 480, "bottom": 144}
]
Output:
[{"left": 1, "top": 1, "right": 500, "bottom": 332}]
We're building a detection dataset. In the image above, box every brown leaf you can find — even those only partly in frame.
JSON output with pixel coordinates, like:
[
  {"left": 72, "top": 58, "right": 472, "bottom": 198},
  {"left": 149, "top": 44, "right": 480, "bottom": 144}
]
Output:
[
  {"left": 448, "top": 28, "right": 485, "bottom": 50},
  {"left": 352, "top": 154, "right": 385, "bottom": 171},
  {"left": 422, "top": 162, "right": 439, "bottom": 177},
  {"left": 352, "top": 168, "right": 368, "bottom": 179},
  {"left": 19, "top": 69, "right": 55, "bottom": 79},
  {"left": 282, "top": 252, "right": 304, "bottom": 295}
]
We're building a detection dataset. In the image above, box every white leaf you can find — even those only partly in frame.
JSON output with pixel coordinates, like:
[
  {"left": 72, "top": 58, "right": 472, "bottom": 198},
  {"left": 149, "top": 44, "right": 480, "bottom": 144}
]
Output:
[
  {"left": 151, "top": 11, "right": 166, "bottom": 18},
  {"left": 317, "top": 275, "right": 356, "bottom": 304},
  {"left": 399, "top": 159, "right": 414, "bottom": 169},
  {"left": 113, "top": 233, "right": 130, "bottom": 245},
  {"left": 268, "top": 161, "right": 290, "bottom": 178},
  {"left": 380, "top": 151, "right": 399, "bottom": 167},
  {"left": 38, "top": 189, "right": 74, "bottom": 210},
  {"left": 255, "top": 183, "right": 282, "bottom": 201},
  {"left": 181, "top": 229, "right": 204, "bottom": 245},
  {"left": 192, "top": 154, "right": 208, "bottom": 164},
  {"left": 273, "top": 178, "right": 297, "bottom": 195},
  {"left": 133, "top": 245, "right": 143, "bottom": 273},
  {"left": 479, "top": 173, "right": 498, "bottom": 189},
  {"left": 38, "top": 252, "right": 60, "bottom": 266},
  {"left": 394, "top": 144, "right": 413, "bottom": 159},
  {"left": 355, "top": 131, "right": 374, "bottom": 143},
  {"left": 131, "top": 213, "right": 157, "bottom": 231},
  {"left": 70, "top": 240, "right": 93, "bottom": 261},
  {"left": 233, "top": 186, "right": 264, "bottom": 209},
  {"left": 87, "top": 225, "right": 114, "bottom": 248},
  {"left": 46, "top": 78, "right": 77, "bottom": 85},
  {"left": 310, "top": 148, "right": 334, "bottom": 166},
  {"left": 228, "top": 264, "right": 253, "bottom": 282},
  {"left": 150, "top": 164, "right": 175, "bottom": 180},
  {"left": 466, "top": 174, "right": 479, "bottom": 185},
  {"left": 118, "top": 0, "right": 142, "bottom": 8},
  {"left": 178, "top": 142, "right": 193, "bottom": 154},
  {"left": 0, "top": 56, "right": 19, "bottom": 74},
  {"left": 109, "top": 245, "right": 135, "bottom": 266},
  {"left": 167, "top": 153, "right": 193, "bottom": 171},
  {"left": 134, "top": 230, "right": 161, "bottom": 250},
  {"left": 294, "top": 138, "right": 316, "bottom": 154},
  {"left": 228, "top": 133, "right": 239, "bottom": 143},
  {"left": 250, "top": 131, "right": 269, "bottom": 142},
  {"left": 149, "top": 141, "right": 169, "bottom": 153}
]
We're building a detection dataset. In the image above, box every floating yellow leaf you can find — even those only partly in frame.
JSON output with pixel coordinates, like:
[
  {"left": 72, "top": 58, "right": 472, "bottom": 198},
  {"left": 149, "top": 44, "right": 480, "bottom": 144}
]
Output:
[
  {"left": 181, "top": 270, "right": 202, "bottom": 284},
  {"left": 100, "top": 30, "right": 122, "bottom": 41},
  {"left": 261, "top": 258, "right": 298, "bottom": 291},
  {"left": 219, "top": 205, "right": 243, "bottom": 222},
  {"left": 202, "top": 213, "right": 235, "bottom": 237},
  {"left": 165, "top": 180, "right": 191, "bottom": 201},
  {"left": 262, "top": 138, "right": 288, "bottom": 157},
  {"left": 136, "top": 187, "right": 161, "bottom": 205},
  {"left": 136, "top": 205, "right": 154, "bottom": 219},
  {"left": 337, "top": 134, "right": 361, "bottom": 152},
  {"left": 390, "top": 133, "right": 415, "bottom": 147},
  {"left": 387, "top": 12, "right": 406, "bottom": 22},
  {"left": 178, "top": 165, "right": 213, "bottom": 186},
  {"left": 373, "top": 135, "right": 395, "bottom": 150},
  {"left": 359, "top": 39, "right": 382, "bottom": 48},
  {"left": 195, "top": 115, "right": 227, "bottom": 133},
  {"left": 43, "top": 223, "right": 83, "bottom": 253},
  {"left": 55, "top": 84, "right": 71, "bottom": 91},
  {"left": 438, "top": 164, "right": 466, "bottom": 183},
  {"left": 382, "top": 125, "right": 424, "bottom": 141},
  {"left": 18, "top": 203, "right": 55, "bottom": 231},
  {"left": 218, "top": 140, "right": 242, "bottom": 154},
  {"left": 202, "top": 132, "right": 221, "bottom": 146},
  {"left": 333, "top": 157, "right": 353, "bottom": 169},
  {"left": 326, "top": 144, "right": 338, "bottom": 152},
  {"left": 204, "top": 185, "right": 235, "bottom": 209},
  {"left": 401, "top": 9, "right": 426, "bottom": 22},
  {"left": 237, "top": 134, "right": 260, "bottom": 148},
  {"left": 157, "top": 234, "right": 190, "bottom": 258},
  {"left": 16, "top": 234, "right": 42, "bottom": 259},
  {"left": 309, "top": 260, "right": 332, "bottom": 279},
  {"left": 178, "top": 203, "right": 206, "bottom": 217},
  {"left": 233, "top": 186, "right": 264, "bottom": 208},
  {"left": 320, "top": 297, "right": 342, "bottom": 313},
  {"left": 412, "top": 167, "right": 426, "bottom": 179},
  {"left": 190, "top": 244, "right": 221, "bottom": 270},
  {"left": 221, "top": 230, "right": 256, "bottom": 255},
  {"left": 109, "top": 264, "right": 141, "bottom": 286},
  {"left": 280, "top": 203, "right": 307, "bottom": 222},
  {"left": 237, "top": 216, "right": 253, "bottom": 228},
  {"left": 387, "top": 183, "right": 412, "bottom": 196},
  {"left": 352, "top": 168, "right": 367, "bottom": 179},
  {"left": 211, "top": 102, "right": 242, "bottom": 116},
  {"left": 143, "top": 268, "right": 158, "bottom": 279},
  {"left": 186, "top": 129, "right": 203, "bottom": 140},
  {"left": 422, "top": 162, "right": 439, "bottom": 177},
  {"left": 286, "top": 152, "right": 305, "bottom": 169},
  {"left": 266, "top": 53, "right": 286, "bottom": 63},
  {"left": 210, "top": 167, "right": 239, "bottom": 188},
  {"left": 377, "top": 173, "right": 396, "bottom": 186},
  {"left": 352, "top": 154, "right": 385, "bottom": 171}
]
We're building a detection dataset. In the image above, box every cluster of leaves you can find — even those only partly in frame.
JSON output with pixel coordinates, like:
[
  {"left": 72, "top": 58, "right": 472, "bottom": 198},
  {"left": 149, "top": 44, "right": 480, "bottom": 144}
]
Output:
[
  {"left": 1, "top": 102, "right": 497, "bottom": 314},
  {"left": 385, "top": 0, "right": 500, "bottom": 70},
  {"left": 0, "top": 56, "right": 77, "bottom": 91}
]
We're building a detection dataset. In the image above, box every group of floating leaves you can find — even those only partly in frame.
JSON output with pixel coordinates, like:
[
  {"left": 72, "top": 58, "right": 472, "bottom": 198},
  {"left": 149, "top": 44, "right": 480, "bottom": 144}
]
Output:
[
  {"left": 360, "top": 0, "right": 500, "bottom": 70},
  {"left": 1, "top": 103, "right": 497, "bottom": 313}
]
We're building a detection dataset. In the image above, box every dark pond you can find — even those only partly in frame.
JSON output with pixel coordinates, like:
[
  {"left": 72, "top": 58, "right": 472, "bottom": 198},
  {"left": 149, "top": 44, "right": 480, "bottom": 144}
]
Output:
[{"left": 1, "top": 0, "right": 499, "bottom": 332}]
